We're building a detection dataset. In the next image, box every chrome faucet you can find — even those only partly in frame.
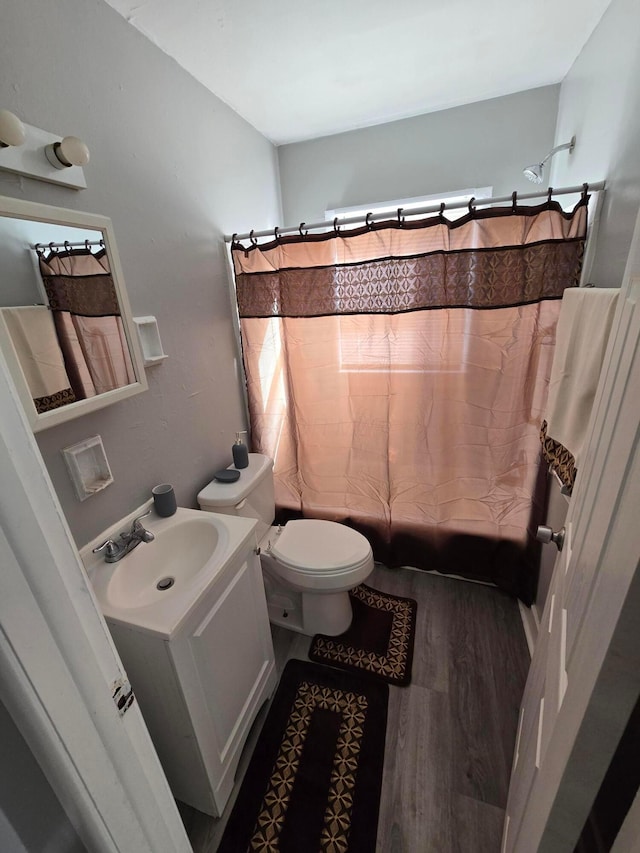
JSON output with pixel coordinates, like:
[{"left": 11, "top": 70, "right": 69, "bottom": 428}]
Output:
[{"left": 93, "top": 510, "right": 155, "bottom": 563}]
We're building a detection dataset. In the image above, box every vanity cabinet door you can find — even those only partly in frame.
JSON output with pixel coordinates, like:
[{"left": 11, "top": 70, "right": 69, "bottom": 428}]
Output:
[
  {"left": 175, "top": 548, "right": 276, "bottom": 814},
  {"left": 190, "top": 553, "right": 273, "bottom": 751}
]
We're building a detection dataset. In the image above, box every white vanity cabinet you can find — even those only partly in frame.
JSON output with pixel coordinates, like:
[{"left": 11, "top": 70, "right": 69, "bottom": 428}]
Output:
[{"left": 105, "top": 542, "right": 277, "bottom": 816}]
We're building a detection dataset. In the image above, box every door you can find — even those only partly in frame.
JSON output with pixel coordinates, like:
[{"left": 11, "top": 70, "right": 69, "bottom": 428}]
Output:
[
  {"left": 0, "top": 341, "right": 191, "bottom": 851},
  {"left": 503, "top": 211, "right": 640, "bottom": 852}
]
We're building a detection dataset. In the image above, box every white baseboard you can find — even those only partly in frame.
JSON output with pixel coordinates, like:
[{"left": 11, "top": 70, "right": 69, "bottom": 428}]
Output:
[
  {"left": 397, "top": 564, "right": 496, "bottom": 588},
  {"left": 390, "top": 562, "right": 539, "bottom": 656},
  {"left": 518, "top": 601, "right": 541, "bottom": 657}
]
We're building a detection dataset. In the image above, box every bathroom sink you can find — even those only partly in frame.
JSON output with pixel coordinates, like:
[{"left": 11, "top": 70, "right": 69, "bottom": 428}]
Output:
[
  {"left": 83, "top": 505, "right": 259, "bottom": 638},
  {"left": 106, "top": 516, "right": 223, "bottom": 611}
]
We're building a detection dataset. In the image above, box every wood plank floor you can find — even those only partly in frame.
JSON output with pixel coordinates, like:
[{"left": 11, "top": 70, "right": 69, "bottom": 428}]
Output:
[{"left": 177, "top": 565, "right": 530, "bottom": 852}]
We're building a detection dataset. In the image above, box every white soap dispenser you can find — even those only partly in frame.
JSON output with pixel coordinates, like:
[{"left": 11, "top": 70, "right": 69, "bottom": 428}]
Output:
[{"left": 232, "top": 430, "right": 249, "bottom": 469}]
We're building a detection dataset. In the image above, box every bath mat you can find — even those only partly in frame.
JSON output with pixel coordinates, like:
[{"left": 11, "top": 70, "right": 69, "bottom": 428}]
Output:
[
  {"left": 309, "top": 584, "right": 417, "bottom": 686},
  {"left": 217, "top": 659, "right": 388, "bottom": 853}
]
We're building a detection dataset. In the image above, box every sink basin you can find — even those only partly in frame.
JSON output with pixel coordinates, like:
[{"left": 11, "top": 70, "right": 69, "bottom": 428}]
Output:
[
  {"left": 107, "top": 516, "right": 223, "bottom": 610},
  {"left": 83, "top": 505, "right": 259, "bottom": 638}
]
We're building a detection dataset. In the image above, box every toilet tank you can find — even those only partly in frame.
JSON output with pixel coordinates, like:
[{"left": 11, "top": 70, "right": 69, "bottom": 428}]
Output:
[{"left": 197, "top": 453, "right": 275, "bottom": 541}]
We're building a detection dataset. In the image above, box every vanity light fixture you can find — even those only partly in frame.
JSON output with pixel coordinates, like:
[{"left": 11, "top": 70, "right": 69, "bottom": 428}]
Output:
[
  {"left": 44, "top": 136, "right": 90, "bottom": 170},
  {"left": 523, "top": 136, "right": 576, "bottom": 184},
  {"left": 0, "top": 112, "right": 89, "bottom": 189},
  {"left": 0, "top": 109, "right": 26, "bottom": 148}
]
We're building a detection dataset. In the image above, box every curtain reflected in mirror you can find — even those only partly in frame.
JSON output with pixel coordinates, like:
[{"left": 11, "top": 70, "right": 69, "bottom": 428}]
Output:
[
  {"left": 1, "top": 243, "right": 135, "bottom": 413},
  {"left": 0, "top": 221, "right": 136, "bottom": 415},
  {"left": 37, "top": 245, "right": 135, "bottom": 401}
]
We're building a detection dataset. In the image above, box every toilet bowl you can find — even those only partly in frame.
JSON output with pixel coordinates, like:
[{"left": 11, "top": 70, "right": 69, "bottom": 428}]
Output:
[
  {"left": 196, "top": 454, "right": 374, "bottom": 636},
  {"left": 258, "top": 519, "right": 374, "bottom": 635}
]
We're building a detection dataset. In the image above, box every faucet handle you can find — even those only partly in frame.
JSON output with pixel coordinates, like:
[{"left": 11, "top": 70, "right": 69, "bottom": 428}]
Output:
[
  {"left": 92, "top": 539, "right": 120, "bottom": 558},
  {"left": 130, "top": 509, "right": 155, "bottom": 543},
  {"left": 131, "top": 509, "right": 152, "bottom": 530}
]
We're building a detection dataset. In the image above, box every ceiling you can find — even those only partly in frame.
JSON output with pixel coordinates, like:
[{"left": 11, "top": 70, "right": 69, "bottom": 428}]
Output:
[{"left": 105, "top": 0, "right": 612, "bottom": 145}]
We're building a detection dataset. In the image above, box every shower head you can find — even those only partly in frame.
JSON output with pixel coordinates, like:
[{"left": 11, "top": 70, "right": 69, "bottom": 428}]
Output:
[
  {"left": 522, "top": 136, "right": 576, "bottom": 185},
  {"left": 523, "top": 163, "right": 544, "bottom": 184}
]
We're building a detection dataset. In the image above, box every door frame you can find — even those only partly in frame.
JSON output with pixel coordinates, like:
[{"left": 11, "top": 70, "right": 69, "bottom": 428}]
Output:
[
  {"left": 0, "top": 351, "right": 191, "bottom": 851},
  {"left": 504, "top": 209, "right": 640, "bottom": 851}
]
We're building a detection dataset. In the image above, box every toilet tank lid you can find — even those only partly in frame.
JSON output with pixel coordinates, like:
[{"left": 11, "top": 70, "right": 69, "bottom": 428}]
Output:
[{"left": 197, "top": 453, "right": 273, "bottom": 508}]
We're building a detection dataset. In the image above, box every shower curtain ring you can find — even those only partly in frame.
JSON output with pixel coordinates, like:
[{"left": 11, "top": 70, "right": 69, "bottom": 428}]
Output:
[
  {"left": 581, "top": 182, "right": 590, "bottom": 201},
  {"left": 274, "top": 226, "right": 280, "bottom": 242},
  {"left": 547, "top": 186, "right": 554, "bottom": 203},
  {"left": 439, "top": 202, "right": 446, "bottom": 222},
  {"left": 512, "top": 191, "right": 518, "bottom": 210},
  {"left": 35, "top": 243, "right": 43, "bottom": 256},
  {"left": 365, "top": 212, "right": 373, "bottom": 229},
  {"left": 249, "top": 229, "right": 258, "bottom": 246},
  {"left": 85, "top": 239, "right": 91, "bottom": 251},
  {"left": 467, "top": 197, "right": 476, "bottom": 214},
  {"left": 64, "top": 241, "right": 71, "bottom": 252},
  {"left": 231, "top": 233, "right": 238, "bottom": 245},
  {"left": 299, "top": 222, "right": 308, "bottom": 237},
  {"left": 333, "top": 217, "right": 340, "bottom": 235},
  {"left": 397, "top": 207, "right": 405, "bottom": 225}
]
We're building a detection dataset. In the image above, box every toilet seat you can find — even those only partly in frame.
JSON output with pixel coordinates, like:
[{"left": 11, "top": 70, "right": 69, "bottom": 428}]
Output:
[
  {"left": 270, "top": 519, "right": 372, "bottom": 574},
  {"left": 260, "top": 519, "right": 374, "bottom": 593}
]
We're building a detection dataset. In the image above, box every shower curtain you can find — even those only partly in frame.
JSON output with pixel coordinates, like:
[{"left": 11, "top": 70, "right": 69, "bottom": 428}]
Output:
[
  {"left": 231, "top": 196, "right": 588, "bottom": 603},
  {"left": 38, "top": 247, "right": 135, "bottom": 399}
]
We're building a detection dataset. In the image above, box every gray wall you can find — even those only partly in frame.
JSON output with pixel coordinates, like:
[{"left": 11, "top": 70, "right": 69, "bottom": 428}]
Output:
[
  {"left": 550, "top": 0, "right": 640, "bottom": 288},
  {"left": 277, "top": 86, "right": 560, "bottom": 225},
  {"left": 0, "top": 700, "right": 85, "bottom": 853},
  {"left": 1, "top": 0, "right": 282, "bottom": 547}
]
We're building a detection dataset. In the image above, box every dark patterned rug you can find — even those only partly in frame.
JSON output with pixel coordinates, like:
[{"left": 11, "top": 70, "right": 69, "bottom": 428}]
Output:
[
  {"left": 217, "top": 659, "right": 388, "bottom": 853},
  {"left": 309, "top": 584, "right": 417, "bottom": 686}
]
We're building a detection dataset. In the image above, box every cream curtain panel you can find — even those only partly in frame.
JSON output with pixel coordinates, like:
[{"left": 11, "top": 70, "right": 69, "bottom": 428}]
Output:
[{"left": 232, "top": 199, "right": 588, "bottom": 602}]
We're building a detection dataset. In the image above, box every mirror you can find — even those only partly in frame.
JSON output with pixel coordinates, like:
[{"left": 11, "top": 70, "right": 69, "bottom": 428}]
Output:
[{"left": 0, "top": 195, "right": 147, "bottom": 432}]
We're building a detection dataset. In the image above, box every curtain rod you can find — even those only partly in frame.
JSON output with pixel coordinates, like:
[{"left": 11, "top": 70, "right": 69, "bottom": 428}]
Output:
[
  {"left": 31, "top": 239, "right": 104, "bottom": 250},
  {"left": 225, "top": 181, "right": 605, "bottom": 243}
]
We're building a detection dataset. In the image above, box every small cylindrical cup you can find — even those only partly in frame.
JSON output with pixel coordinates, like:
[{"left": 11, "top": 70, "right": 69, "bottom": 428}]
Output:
[{"left": 152, "top": 483, "right": 176, "bottom": 517}]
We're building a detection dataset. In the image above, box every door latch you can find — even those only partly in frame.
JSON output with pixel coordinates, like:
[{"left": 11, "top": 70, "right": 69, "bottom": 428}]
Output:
[{"left": 112, "top": 677, "right": 135, "bottom": 717}]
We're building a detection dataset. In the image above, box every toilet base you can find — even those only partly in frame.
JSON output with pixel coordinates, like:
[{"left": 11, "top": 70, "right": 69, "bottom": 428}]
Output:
[
  {"left": 302, "top": 590, "right": 352, "bottom": 636},
  {"left": 262, "top": 568, "right": 353, "bottom": 637},
  {"left": 266, "top": 588, "right": 304, "bottom": 633}
]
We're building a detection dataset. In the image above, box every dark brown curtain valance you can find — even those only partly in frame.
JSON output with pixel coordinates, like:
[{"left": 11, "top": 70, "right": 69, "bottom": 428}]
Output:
[
  {"left": 38, "top": 250, "right": 120, "bottom": 317},
  {"left": 236, "top": 239, "right": 585, "bottom": 318},
  {"left": 40, "top": 274, "right": 119, "bottom": 317}
]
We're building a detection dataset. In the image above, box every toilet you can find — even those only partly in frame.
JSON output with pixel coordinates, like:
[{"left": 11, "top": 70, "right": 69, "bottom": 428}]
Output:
[{"left": 197, "top": 453, "right": 374, "bottom": 636}]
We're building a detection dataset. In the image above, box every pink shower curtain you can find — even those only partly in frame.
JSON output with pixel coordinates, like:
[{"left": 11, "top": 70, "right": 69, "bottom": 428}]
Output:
[
  {"left": 232, "top": 197, "right": 588, "bottom": 602},
  {"left": 38, "top": 247, "right": 135, "bottom": 400}
]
